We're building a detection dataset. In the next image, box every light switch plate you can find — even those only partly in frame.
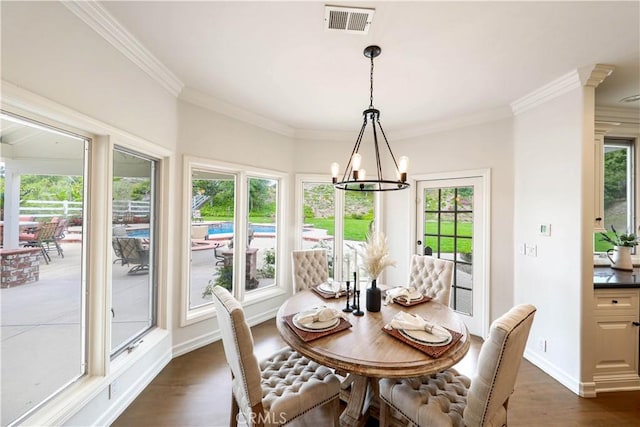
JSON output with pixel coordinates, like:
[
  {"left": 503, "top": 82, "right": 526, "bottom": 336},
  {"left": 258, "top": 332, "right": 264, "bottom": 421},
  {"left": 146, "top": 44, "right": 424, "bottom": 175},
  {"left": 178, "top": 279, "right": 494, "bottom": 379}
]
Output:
[{"left": 539, "top": 224, "right": 551, "bottom": 236}]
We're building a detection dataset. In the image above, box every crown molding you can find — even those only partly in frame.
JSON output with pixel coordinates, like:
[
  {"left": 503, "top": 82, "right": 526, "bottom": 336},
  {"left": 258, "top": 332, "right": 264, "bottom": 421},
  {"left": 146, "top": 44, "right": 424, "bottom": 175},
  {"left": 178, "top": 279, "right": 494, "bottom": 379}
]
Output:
[
  {"left": 63, "top": 1, "right": 183, "bottom": 97},
  {"left": 293, "top": 107, "right": 513, "bottom": 142},
  {"left": 390, "top": 106, "right": 513, "bottom": 141},
  {"left": 511, "top": 64, "right": 616, "bottom": 116},
  {"left": 510, "top": 70, "right": 582, "bottom": 115},
  {"left": 579, "top": 64, "right": 615, "bottom": 88},
  {"left": 595, "top": 106, "right": 640, "bottom": 124},
  {"left": 179, "top": 87, "right": 295, "bottom": 138}
]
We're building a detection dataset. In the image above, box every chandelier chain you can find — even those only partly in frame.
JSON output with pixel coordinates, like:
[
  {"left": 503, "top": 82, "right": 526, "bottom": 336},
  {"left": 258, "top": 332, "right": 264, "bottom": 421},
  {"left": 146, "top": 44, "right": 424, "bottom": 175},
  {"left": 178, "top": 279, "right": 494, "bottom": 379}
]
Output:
[{"left": 369, "top": 54, "right": 374, "bottom": 109}]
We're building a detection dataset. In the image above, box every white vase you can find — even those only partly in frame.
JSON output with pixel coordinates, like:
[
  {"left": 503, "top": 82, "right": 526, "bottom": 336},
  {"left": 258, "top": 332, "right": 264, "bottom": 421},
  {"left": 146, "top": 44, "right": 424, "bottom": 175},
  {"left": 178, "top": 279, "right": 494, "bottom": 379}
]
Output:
[{"left": 607, "top": 245, "right": 634, "bottom": 271}]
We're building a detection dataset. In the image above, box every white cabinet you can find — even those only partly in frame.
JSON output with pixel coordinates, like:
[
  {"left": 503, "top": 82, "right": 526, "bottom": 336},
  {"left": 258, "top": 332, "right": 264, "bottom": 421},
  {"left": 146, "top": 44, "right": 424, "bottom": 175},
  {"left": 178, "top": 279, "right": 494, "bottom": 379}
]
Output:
[{"left": 592, "top": 288, "right": 640, "bottom": 392}]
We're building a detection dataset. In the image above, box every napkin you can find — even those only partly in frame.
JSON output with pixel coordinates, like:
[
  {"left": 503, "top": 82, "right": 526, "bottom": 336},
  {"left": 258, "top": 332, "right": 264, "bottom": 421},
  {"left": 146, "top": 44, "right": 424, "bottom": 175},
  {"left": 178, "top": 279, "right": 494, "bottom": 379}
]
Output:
[
  {"left": 296, "top": 306, "right": 345, "bottom": 327},
  {"left": 387, "top": 311, "right": 450, "bottom": 340},
  {"left": 384, "top": 287, "right": 418, "bottom": 305}
]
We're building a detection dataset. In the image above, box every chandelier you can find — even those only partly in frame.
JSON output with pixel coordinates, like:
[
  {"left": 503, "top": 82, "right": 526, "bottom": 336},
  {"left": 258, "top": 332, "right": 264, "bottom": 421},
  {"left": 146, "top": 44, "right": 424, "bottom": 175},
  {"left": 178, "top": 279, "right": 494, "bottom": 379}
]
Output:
[{"left": 332, "top": 45, "right": 409, "bottom": 191}]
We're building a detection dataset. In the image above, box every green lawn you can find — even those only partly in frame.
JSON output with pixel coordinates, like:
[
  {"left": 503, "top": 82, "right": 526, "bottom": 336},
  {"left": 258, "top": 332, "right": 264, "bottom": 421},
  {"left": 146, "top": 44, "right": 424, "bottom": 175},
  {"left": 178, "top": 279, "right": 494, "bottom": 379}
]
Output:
[
  {"left": 304, "top": 218, "right": 371, "bottom": 241},
  {"left": 205, "top": 215, "right": 473, "bottom": 253}
]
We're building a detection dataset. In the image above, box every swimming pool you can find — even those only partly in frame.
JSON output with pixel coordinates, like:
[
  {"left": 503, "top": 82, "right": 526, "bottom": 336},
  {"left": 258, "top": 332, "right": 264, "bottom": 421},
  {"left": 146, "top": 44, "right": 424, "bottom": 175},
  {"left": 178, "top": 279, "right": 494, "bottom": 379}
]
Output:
[{"left": 127, "top": 222, "right": 277, "bottom": 238}]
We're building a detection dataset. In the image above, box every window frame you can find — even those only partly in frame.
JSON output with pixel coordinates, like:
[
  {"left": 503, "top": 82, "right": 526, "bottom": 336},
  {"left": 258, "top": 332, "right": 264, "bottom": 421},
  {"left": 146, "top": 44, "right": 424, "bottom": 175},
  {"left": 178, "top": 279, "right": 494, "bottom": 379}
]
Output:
[
  {"left": 110, "top": 145, "right": 160, "bottom": 358},
  {"left": 594, "top": 137, "right": 636, "bottom": 254},
  {"left": 181, "top": 156, "right": 288, "bottom": 326}
]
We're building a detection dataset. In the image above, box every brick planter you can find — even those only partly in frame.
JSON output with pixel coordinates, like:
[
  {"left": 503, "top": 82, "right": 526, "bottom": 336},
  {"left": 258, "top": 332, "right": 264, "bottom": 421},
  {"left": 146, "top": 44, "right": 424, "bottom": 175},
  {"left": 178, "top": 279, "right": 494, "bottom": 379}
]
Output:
[{"left": 0, "top": 248, "right": 41, "bottom": 288}]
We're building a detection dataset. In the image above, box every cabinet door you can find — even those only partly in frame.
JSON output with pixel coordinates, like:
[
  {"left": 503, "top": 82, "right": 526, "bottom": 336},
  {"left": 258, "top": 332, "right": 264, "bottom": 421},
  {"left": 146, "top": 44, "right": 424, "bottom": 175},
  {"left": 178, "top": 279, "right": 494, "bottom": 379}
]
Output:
[{"left": 593, "top": 317, "right": 639, "bottom": 377}]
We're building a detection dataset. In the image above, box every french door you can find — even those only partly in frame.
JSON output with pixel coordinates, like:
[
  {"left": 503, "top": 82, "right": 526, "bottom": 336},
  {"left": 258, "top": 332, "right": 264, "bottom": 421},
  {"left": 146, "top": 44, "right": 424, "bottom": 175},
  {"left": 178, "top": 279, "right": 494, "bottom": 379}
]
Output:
[{"left": 416, "top": 175, "right": 488, "bottom": 337}]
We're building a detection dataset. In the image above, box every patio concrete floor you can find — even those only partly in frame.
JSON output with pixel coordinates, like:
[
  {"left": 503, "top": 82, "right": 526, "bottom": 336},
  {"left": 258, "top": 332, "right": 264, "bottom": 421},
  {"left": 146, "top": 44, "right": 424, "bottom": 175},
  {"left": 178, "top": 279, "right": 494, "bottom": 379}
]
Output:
[{"left": 0, "top": 235, "right": 280, "bottom": 425}]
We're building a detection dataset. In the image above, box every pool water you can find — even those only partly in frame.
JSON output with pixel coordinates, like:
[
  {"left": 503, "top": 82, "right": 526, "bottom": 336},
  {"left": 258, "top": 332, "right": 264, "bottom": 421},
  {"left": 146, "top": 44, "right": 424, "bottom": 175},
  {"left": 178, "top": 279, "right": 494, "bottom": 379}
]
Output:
[{"left": 127, "top": 222, "right": 277, "bottom": 238}]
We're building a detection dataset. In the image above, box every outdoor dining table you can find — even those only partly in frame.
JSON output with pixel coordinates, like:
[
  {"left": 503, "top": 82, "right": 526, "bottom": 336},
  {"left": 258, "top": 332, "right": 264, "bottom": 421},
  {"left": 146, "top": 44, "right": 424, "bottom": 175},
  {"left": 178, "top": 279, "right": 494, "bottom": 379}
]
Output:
[{"left": 276, "top": 286, "right": 470, "bottom": 427}]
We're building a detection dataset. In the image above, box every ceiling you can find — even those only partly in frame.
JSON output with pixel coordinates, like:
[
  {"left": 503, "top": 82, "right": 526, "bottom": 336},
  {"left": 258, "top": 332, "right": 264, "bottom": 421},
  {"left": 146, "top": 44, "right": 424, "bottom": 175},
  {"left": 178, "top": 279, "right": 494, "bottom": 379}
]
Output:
[
  {"left": 98, "top": 1, "right": 639, "bottom": 135},
  {"left": 10, "top": 1, "right": 640, "bottom": 140}
]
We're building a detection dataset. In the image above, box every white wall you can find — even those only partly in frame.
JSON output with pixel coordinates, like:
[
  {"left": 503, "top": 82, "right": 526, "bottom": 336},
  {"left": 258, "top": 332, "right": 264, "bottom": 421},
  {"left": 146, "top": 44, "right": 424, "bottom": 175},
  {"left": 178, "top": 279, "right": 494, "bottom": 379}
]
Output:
[
  {"left": 1, "top": 1, "right": 177, "bottom": 148},
  {"left": 513, "top": 86, "right": 588, "bottom": 394},
  {"left": 294, "top": 118, "right": 515, "bottom": 324}
]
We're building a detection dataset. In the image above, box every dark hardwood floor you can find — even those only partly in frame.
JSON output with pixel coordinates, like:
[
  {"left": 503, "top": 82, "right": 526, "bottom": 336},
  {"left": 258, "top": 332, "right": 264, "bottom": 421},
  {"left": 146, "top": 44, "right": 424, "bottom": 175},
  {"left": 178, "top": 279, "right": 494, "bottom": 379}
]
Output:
[{"left": 113, "top": 319, "right": 640, "bottom": 426}]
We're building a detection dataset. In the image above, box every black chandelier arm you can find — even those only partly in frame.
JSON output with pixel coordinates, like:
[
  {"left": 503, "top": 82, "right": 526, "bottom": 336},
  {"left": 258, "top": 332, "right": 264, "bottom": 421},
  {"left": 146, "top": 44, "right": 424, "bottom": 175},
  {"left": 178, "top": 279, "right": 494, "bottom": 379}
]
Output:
[
  {"left": 376, "top": 119, "right": 401, "bottom": 172},
  {"left": 371, "top": 119, "right": 384, "bottom": 183}
]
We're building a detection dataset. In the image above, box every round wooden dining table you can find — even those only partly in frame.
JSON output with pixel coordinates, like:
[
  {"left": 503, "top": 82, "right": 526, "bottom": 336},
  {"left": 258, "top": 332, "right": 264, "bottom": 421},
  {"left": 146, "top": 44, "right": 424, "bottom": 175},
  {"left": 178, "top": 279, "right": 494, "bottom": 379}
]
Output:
[{"left": 276, "top": 287, "right": 470, "bottom": 427}]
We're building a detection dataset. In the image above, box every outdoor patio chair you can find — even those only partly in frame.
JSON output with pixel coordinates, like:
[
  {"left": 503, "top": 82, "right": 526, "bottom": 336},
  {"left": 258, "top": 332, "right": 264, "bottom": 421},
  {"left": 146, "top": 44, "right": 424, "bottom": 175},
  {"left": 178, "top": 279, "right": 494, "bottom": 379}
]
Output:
[
  {"left": 213, "top": 242, "right": 226, "bottom": 266},
  {"left": 291, "top": 248, "right": 329, "bottom": 292},
  {"left": 378, "top": 304, "right": 537, "bottom": 427},
  {"left": 408, "top": 254, "right": 455, "bottom": 305},
  {"left": 47, "top": 218, "right": 67, "bottom": 258},
  {"left": 20, "top": 221, "right": 59, "bottom": 264},
  {"left": 115, "top": 237, "right": 149, "bottom": 275},
  {"left": 211, "top": 285, "right": 340, "bottom": 427}
]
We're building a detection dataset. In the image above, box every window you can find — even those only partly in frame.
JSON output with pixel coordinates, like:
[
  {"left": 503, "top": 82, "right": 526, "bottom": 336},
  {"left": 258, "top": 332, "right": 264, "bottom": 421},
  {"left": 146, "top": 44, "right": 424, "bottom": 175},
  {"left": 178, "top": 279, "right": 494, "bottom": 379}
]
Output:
[
  {"left": 296, "top": 176, "right": 377, "bottom": 284},
  {"left": 189, "top": 169, "right": 237, "bottom": 307},
  {"left": 344, "top": 191, "right": 375, "bottom": 284},
  {"left": 300, "top": 182, "right": 336, "bottom": 276},
  {"left": 595, "top": 138, "right": 635, "bottom": 253},
  {"left": 111, "top": 148, "right": 158, "bottom": 356},
  {"left": 183, "top": 159, "right": 286, "bottom": 322},
  {"left": 0, "top": 112, "right": 88, "bottom": 424},
  {"left": 246, "top": 177, "right": 279, "bottom": 291}
]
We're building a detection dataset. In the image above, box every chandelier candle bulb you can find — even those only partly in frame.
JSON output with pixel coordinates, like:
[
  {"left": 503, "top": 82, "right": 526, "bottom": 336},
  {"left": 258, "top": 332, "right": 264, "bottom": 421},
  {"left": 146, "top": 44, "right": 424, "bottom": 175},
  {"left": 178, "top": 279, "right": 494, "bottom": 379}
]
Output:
[
  {"left": 398, "top": 156, "right": 409, "bottom": 182},
  {"left": 352, "top": 153, "right": 362, "bottom": 171},
  {"left": 331, "top": 162, "right": 340, "bottom": 184}
]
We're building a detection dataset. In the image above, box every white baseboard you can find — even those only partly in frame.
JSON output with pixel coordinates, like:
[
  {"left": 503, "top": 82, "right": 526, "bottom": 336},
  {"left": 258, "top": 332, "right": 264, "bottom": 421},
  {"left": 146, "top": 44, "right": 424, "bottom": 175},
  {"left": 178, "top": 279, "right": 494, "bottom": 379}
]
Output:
[
  {"left": 172, "top": 308, "right": 280, "bottom": 357},
  {"left": 96, "top": 348, "right": 172, "bottom": 426},
  {"left": 524, "top": 349, "right": 584, "bottom": 396}
]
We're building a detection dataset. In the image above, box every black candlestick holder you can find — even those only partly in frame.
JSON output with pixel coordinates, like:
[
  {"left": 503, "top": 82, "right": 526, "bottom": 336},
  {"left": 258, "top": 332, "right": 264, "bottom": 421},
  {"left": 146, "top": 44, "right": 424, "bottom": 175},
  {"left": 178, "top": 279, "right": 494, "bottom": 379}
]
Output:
[
  {"left": 342, "top": 280, "right": 352, "bottom": 312},
  {"left": 352, "top": 273, "right": 358, "bottom": 310},
  {"left": 353, "top": 290, "right": 364, "bottom": 316}
]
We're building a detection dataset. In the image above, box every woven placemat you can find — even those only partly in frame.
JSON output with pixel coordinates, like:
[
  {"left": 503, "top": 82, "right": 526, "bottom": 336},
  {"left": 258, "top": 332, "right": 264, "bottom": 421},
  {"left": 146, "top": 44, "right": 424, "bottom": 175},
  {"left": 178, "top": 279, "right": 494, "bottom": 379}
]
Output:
[
  {"left": 283, "top": 313, "right": 352, "bottom": 342},
  {"left": 382, "top": 290, "right": 432, "bottom": 307},
  {"left": 383, "top": 326, "right": 463, "bottom": 359},
  {"left": 311, "top": 285, "right": 351, "bottom": 299}
]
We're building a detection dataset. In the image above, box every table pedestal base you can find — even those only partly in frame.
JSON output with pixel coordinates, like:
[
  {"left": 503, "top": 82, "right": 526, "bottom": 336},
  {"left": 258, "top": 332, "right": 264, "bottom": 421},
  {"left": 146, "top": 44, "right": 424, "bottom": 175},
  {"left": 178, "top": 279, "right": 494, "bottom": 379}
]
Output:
[{"left": 339, "top": 374, "right": 379, "bottom": 427}]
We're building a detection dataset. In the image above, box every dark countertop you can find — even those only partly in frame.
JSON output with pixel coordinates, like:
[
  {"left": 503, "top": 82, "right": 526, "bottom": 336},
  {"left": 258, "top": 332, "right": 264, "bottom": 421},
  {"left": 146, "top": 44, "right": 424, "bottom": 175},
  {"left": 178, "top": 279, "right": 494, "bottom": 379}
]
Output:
[{"left": 594, "top": 266, "right": 640, "bottom": 289}]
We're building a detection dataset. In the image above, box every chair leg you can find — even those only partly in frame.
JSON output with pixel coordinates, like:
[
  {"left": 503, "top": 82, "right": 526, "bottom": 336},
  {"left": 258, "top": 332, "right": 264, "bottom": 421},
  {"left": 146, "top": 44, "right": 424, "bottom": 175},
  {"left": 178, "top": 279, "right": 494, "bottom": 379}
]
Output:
[
  {"left": 230, "top": 394, "right": 239, "bottom": 427},
  {"left": 330, "top": 396, "right": 341, "bottom": 427},
  {"left": 379, "top": 397, "right": 391, "bottom": 427}
]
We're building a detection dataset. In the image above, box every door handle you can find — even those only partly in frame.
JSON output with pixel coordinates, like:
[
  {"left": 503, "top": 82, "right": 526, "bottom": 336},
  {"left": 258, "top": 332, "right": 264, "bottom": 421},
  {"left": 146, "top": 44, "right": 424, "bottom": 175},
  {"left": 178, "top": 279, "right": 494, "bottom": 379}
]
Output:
[
  {"left": 611, "top": 300, "right": 618, "bottom": 304},
  {"left": 632, "top": 322, "right": 640, "bottom": 327}
]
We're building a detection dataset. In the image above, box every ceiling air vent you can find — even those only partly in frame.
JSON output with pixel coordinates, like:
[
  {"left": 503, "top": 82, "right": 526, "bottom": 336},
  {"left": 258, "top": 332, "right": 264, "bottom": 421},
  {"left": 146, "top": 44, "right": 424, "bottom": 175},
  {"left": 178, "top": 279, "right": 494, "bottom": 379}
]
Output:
[{"left": 324, "top": 5, "right": 375, "bottom": 34}]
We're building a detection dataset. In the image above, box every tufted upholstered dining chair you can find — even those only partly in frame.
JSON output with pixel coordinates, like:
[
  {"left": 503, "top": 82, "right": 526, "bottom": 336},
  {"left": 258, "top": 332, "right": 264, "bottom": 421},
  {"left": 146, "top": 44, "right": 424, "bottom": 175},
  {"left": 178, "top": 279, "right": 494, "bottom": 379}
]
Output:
[
  {"left": 291, "top": 249, "right": 329, "bottom": 293},
  {"left": 211, "top": 285, "right": 341, "bottom": 427},
  {"left": 408, "top": 255, "right": 455, "bottom": 305},
  {"left": 378, "top": 304, "right": 536, "bottom": 427}
]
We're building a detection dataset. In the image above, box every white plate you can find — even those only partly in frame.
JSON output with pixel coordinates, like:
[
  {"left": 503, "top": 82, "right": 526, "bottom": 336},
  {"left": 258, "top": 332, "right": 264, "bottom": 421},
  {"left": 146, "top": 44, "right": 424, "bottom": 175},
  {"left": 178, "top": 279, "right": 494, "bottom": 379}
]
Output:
[
  {"left": 293, "top": 311, "right": 340, "bottom": 332},
  {"left": 318, "top": 282, "right": 343, "bottom": 294},
  {"left": 399, "top": 327, "right": 452, "bottom": 346}
]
